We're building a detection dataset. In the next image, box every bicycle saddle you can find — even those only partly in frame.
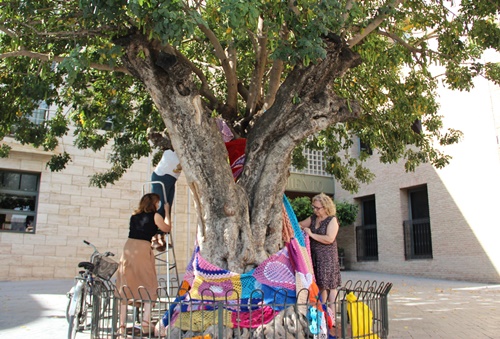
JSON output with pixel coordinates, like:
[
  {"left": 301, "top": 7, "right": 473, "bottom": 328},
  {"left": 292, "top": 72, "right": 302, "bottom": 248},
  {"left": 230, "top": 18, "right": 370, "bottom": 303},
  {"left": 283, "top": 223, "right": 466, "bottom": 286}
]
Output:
[{"left": 78, "top": 261, "right": 94, "bottom": 271}]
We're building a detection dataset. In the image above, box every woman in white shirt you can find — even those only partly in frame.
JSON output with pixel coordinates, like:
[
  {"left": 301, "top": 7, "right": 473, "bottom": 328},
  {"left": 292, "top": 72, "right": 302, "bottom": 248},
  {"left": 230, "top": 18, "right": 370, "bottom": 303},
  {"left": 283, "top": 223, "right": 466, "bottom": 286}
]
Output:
[{"left": 151, "top": 149, "right": 181, "bottom": 218}]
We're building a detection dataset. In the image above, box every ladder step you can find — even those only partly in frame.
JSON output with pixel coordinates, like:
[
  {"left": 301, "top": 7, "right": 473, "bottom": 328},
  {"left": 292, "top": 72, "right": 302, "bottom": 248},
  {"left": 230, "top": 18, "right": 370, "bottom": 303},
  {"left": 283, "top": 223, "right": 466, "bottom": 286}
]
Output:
[{"left": 143, "top": 181, "right": 180, "bottom": 295}]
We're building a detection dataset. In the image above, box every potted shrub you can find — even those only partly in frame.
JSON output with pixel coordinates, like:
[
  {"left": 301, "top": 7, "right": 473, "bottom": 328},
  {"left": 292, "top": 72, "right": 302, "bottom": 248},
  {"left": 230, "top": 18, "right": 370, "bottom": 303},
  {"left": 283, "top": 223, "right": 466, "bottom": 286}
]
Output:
[
  {"left": 335, "top": 200, "right": 359, "bottom": 227},
  {"left": 288, "top": 196, "right": 313, "bottom": 221},
  {"left": 336, "top": 200, "right": 358, "bottom": 270},
  {"left": 338, "top": 247, "right": 346, "bottom": 270}
]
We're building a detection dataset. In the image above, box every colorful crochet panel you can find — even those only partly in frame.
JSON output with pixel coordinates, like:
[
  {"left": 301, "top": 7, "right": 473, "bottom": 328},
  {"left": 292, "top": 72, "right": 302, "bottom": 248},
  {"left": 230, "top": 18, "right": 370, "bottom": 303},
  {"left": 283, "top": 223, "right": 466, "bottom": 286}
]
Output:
[
  {"left": 161, "top": 196, "right": 332, "bottom": 335},
  {"left": 224, "top": 138, "right": 246, "bottom": 179}
]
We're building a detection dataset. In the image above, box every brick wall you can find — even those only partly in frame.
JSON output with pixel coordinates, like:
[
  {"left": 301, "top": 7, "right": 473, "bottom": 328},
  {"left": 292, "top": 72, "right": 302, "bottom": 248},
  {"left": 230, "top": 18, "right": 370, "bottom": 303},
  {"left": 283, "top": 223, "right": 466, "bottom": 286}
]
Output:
[{"left": 335, "top": 78, "right": 500, "bottom": 283}]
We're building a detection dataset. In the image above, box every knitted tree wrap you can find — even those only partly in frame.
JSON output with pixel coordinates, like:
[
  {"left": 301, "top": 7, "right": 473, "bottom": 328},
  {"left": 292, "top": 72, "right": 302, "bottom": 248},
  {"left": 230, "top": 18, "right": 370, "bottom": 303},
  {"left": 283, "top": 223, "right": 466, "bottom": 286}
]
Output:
[{"left": 162, "top": 196, "right": 331, "bottom": 337}]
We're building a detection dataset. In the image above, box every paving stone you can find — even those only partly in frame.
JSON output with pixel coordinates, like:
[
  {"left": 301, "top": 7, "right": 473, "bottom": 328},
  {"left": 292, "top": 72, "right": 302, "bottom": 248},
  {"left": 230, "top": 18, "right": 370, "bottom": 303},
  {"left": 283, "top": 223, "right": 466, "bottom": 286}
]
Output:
[{"left": 0, "top": 271, "right": 499, "bottom": 338}]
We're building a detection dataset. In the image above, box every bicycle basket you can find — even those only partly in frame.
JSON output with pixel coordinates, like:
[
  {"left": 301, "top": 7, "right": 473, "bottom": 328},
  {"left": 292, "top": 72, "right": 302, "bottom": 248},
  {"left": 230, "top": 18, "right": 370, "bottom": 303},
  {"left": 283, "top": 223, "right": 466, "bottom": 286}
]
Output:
[{"left": 92, "top": 256, "right": 119, "bottom": 280}]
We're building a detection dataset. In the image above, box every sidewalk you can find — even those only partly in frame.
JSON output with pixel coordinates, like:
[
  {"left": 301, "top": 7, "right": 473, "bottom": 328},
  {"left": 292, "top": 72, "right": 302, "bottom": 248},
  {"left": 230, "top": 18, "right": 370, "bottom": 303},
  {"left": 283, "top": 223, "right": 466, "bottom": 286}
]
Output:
[
  {"left": 0, "top": 271, "right": 499, "bottom": 338},
  {"left": 341, "top": 271, "right": 500, "bottom": 338},
  {"left": 0, "top": 278, "right": 72, "bottom": 339}
]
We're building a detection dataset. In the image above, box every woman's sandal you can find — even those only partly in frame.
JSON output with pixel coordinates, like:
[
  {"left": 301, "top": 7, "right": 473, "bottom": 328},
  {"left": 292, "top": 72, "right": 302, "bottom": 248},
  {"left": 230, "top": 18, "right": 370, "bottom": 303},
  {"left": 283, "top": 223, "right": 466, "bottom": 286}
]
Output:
[{"left": 116, "top": 325, "right": 126, "bottom": 337}]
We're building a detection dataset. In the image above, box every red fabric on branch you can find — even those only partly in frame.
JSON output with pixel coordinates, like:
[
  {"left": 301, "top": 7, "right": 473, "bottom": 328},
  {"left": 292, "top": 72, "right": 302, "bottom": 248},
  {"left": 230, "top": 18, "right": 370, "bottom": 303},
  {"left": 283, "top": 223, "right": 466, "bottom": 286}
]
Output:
[{"left": 225, "top": 138, "right": 246, "bottom": 180}]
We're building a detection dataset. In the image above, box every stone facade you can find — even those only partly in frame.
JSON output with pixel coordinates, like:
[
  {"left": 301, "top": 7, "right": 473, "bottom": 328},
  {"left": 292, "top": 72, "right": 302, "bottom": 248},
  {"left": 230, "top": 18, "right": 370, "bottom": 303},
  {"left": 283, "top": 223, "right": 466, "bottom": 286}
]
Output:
[
  {"left": 0, "top": 131, "right": 197, "bottom": 281},
  {"left": 1, "top": 76, "right": 499, "bottom": 283},
  {"left": 334, "top": 77, "right": 500, "bottom": 283}
]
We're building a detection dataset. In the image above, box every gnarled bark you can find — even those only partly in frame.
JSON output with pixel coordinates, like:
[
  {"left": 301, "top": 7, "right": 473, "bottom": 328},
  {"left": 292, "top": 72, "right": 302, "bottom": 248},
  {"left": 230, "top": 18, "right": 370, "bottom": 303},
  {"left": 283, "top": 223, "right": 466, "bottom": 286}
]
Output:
[{"left": 117, "top": 33, "right": 361, "bottom": 272}]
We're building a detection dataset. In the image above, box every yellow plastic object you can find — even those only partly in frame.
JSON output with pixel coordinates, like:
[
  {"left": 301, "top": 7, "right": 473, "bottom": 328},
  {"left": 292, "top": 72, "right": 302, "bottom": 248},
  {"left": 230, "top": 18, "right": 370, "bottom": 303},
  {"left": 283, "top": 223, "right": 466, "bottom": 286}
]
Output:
[{"left": 346, "top": 292, "right": 380, "bottom": 339}]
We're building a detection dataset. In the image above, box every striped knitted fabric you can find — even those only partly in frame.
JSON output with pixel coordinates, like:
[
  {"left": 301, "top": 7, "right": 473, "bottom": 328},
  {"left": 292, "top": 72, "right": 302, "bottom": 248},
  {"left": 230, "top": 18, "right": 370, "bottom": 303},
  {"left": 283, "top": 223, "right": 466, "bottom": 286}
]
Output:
[{"left": 161, "top": 196, "right": 331, "bottom": 336}]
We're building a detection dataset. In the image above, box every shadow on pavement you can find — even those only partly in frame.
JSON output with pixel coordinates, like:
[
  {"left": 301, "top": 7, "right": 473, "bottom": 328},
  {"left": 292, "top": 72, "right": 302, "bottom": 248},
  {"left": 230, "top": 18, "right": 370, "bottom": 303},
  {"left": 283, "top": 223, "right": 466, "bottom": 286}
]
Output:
[{"left": 0, "top": 279, "right": 72, "bottom": 337}]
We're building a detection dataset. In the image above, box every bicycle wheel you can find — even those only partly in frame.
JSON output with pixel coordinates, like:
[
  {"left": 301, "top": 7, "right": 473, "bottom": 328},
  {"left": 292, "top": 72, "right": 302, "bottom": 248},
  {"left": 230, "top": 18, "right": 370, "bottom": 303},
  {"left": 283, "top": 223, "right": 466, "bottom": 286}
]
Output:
[
  {"left": 80, "top": 285, "right": 92, "bottom": 330},
  {"left": 90, "top": 280, "right": 108, "bottom": 337},
  {"left": 68, "top": 289, "right": 83, "bottom": 339},
  {"left": 65, "top": 288, "right": 73, "bottom": 323}
]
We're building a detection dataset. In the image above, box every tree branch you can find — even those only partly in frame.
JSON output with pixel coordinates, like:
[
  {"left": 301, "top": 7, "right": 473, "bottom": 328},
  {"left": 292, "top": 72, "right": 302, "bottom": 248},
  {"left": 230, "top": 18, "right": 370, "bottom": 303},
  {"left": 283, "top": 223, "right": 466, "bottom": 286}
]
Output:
[
  {"left": 348, "top": 0, "right": 404, "bottom": 47},
  {"left": 377, "top": 30, "right": 423, "bottom": 53},
  {"left": 18, "top": 21, "right": 114, "bottom": 39},
  {"left": 246, "top": 16, "right": 268, "bottom": 118},
  {"left": 262, "top": 59, "right": 284, "bottom": 112},
  {"left": 263, "top": 23, "right": 288, "bottom": 112},
  {"left": 0, "top": 25, "right": 17, "bottom": 38},
  {"left": 174, "top": 51, "right": 220, "bottom": 109},
  {"left": 0, "top": 49, "right": 131, "bottom": 74},
  {"left": 288, "top": 0, "right": 301, "bottom": 16},
  {"left": 197, "top": 24, "right": 239, "bottom": 112},
  {"left": 341, "top": 0, "right": 356, "bottom": 39},
  {"left": 242, "top": 36, "right": 362, "bottom": 256}
]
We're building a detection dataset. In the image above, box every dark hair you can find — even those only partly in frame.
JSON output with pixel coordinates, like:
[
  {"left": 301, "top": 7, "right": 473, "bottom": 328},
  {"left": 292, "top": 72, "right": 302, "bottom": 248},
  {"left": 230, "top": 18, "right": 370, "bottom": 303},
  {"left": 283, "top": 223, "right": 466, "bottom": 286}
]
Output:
[{"left": 134, "top": 193, "right": 160, "bottom": 214}]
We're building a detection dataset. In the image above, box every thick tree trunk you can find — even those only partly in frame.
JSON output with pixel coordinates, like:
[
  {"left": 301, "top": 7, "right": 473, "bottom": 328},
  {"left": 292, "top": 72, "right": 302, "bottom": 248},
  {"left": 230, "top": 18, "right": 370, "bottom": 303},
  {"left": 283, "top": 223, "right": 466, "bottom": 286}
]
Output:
[
  {"left": 118, "top": 33, "right": 361, "bottom": 273},
  {"left": 241, "top": 35, "right": 362, "bottom": 264}
]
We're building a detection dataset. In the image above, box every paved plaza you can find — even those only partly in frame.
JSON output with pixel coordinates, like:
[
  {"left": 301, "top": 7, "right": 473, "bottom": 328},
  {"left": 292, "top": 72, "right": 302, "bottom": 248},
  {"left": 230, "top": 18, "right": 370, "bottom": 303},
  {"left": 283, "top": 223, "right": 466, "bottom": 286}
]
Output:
[
  {"left": 0, "top": 271, "right": 499, "bottom": 338},
  {"left": 343, "top": 271, "right": 500, "bottom": 338}
]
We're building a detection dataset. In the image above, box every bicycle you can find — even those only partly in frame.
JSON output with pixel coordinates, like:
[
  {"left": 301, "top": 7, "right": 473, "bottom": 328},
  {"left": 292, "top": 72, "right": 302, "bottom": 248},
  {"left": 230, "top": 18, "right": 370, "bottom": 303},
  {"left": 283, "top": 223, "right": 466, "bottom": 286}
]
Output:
[{"left": 66, "top": 240, "right": 118, "bottom": 339}]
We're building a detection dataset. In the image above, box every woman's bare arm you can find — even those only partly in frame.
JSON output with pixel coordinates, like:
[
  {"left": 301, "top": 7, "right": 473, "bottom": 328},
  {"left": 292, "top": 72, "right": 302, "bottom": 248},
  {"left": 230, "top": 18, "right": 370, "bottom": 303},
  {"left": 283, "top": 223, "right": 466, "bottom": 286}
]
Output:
[
  {"left": 299, "top": 217, "right": 312, "bottom": 229},
  {"left": 155, "top": 212, "right": 171, "bottom": 233},
  {"left": 304, "top": 217, "right": 339, "bottom": 244}
]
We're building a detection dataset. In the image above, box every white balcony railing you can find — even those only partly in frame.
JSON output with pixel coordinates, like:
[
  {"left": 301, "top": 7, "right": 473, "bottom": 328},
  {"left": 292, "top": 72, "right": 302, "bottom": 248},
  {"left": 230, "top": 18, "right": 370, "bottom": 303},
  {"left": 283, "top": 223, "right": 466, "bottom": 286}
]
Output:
[{"left": 290, "top": 148, "right": 330, "bottom": 177}]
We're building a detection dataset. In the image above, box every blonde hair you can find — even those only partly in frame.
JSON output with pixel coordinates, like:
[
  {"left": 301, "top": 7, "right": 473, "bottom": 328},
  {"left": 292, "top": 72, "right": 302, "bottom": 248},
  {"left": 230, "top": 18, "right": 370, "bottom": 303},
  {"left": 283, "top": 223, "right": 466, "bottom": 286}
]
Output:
[
  {"left": 312, "top": 193, "right": 336, "bottom": 216},
  {"left": 134, "top": 193, "right": 160, "bottom": 214}
]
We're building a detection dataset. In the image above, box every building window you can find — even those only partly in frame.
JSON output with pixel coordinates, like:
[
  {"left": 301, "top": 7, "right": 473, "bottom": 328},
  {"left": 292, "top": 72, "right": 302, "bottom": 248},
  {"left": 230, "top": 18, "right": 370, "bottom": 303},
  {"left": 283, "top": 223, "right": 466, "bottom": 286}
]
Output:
[
  {"left": 0, "top": 170, "right": 40, "bottom": 233},
  {"left": 29, "top": 102, "right": 51, "bottom": 125},
  {"left": 101, "top": 115, "right": 115, "bottom": 131},
  {"left": 9, "top": 102, "right": 52, "bottom": 137},
  {"left": 290, "top": 147, "right": 330, "bottom": 177},
  {"left": 403, "top": 185, "right": 433, "bottom": 260},
  {"left": 359, "top": 138, "right": 373, "bottom": 155},
  {"left": 356, "top": 195, "right": 379, "bottom": 261}
]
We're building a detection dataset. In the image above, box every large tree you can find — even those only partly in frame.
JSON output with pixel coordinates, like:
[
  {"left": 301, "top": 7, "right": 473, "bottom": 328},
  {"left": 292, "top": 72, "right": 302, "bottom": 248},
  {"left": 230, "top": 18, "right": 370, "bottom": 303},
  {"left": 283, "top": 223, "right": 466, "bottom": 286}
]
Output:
[{"left": 1, "top": 1, "right": 499, "bottom": 272}]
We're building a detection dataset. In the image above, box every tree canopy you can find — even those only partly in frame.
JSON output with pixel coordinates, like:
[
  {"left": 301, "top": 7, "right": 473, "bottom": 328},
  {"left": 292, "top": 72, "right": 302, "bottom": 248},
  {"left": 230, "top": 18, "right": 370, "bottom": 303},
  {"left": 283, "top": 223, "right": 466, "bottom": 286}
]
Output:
[{"left": 1, "top": 0, "right": 499, "bottom": 270}]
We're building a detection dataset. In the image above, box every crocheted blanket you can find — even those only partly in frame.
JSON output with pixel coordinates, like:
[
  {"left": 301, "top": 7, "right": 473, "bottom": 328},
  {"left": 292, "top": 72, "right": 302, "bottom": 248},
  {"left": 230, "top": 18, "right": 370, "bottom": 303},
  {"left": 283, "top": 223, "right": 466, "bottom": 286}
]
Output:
[
  {"left": 224, "top": 138, "right": 246, "bottom": 180},
  {"left": 161, "top": 196, "right": 332, "bottom": 335}
]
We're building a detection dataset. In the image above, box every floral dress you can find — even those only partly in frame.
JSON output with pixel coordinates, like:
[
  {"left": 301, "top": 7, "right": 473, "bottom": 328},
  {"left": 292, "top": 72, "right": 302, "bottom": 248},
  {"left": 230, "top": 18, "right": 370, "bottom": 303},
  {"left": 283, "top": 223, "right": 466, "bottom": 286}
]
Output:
[{"left": 309, "top": 215, "right": 341, "bottom": 290}]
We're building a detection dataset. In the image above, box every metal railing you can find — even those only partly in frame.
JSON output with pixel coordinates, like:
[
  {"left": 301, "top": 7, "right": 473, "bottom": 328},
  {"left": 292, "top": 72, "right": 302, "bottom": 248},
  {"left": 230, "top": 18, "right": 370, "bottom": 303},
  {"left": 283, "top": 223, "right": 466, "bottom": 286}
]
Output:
[
  {"left": 90, "top": 279, "right": 392, "bottom": 339},
  {"left": 403, "top": 218, "right": 433, "bottom": 260},
  {"left": 355, "top": 224, "right": 379, "bottom": 261}
]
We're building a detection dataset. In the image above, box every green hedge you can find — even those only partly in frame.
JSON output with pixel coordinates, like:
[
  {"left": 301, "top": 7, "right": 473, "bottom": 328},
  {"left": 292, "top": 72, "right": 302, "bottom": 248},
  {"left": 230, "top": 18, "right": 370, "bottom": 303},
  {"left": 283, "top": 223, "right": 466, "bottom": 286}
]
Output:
[{"left": 288, "top": 196, "right": 358, "bottom": 227}]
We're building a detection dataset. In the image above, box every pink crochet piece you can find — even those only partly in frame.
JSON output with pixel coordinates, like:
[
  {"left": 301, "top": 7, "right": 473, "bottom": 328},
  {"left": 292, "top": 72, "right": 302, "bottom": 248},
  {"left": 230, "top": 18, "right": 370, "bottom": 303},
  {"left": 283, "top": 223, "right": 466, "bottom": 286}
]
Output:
[{"left": 216, "top": 117, "right": 234, "bottom": 142}]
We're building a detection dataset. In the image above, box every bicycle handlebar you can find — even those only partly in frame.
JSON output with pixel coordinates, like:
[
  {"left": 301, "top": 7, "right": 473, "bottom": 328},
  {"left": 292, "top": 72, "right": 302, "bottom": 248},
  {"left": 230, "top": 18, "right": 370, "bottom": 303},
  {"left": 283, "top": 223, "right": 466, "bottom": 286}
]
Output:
[{"left": 83, "top": 240, "right": 115, "bottom": 257}]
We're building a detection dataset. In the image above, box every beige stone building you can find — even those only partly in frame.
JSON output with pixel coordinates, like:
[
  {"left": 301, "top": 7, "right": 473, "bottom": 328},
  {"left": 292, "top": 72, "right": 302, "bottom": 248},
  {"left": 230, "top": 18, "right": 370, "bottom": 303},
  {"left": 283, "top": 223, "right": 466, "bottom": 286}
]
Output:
[
  {"left": 1, "top": 73, "right": 499, "bottom": 284},
  {"left": 335, "top": 76, "right": 500, "bottom": 284},
  {"left": 0, "top": 122, "right": 339, "bottom": 283},
  {"left": 0, "top": 128, "right": 198, "bottom": 282}
]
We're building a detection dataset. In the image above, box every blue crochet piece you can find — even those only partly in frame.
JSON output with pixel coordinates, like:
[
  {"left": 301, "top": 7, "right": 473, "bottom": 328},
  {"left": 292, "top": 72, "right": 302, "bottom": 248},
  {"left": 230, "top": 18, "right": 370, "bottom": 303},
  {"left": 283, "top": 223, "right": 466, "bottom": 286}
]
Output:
[{"left": 283, "top": 195, "right": 305, "bottom": 246}]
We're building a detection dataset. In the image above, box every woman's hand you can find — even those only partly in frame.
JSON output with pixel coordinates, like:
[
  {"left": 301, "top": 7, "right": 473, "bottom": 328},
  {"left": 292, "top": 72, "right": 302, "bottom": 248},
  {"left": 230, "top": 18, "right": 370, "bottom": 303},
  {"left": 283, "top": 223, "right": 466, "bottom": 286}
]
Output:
[{"left": 303, "top": 227, "right": 312, "bottom": 237}]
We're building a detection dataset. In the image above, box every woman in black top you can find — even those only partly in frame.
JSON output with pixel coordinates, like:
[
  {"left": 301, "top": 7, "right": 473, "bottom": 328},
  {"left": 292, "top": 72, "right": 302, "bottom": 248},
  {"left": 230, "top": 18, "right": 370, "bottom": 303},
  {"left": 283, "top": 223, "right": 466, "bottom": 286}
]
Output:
[{"left": 116, "top": 193, "right": 170, "bottom": 335}]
